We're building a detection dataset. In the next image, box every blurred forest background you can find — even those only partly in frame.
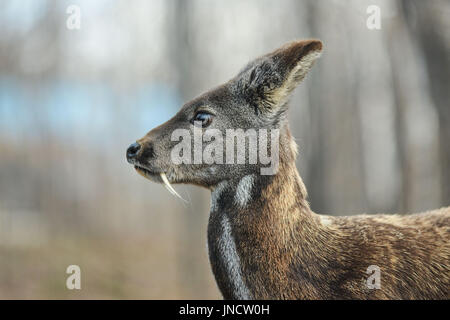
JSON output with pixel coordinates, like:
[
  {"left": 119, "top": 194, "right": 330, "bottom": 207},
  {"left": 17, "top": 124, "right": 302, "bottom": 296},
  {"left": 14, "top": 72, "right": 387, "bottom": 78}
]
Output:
[{"left": 0, "top": 0, "right": 449, "bottom": 299}]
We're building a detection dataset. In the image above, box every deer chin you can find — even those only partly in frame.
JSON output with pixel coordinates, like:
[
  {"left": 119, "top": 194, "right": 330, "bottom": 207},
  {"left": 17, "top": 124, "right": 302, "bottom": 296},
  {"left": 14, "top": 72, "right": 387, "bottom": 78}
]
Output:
[
  {"left": 134, "top": 166, "right": 187, "bottom": 202},
  {"left": 134, "top": 165, "right": 161, "bottom": 182}
]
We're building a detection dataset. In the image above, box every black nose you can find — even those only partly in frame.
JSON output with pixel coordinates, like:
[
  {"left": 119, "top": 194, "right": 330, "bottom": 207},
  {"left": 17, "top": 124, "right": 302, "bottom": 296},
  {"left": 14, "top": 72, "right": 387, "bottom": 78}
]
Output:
[{"left": 126, "top": 142, "right": 141, "bottom": 162}]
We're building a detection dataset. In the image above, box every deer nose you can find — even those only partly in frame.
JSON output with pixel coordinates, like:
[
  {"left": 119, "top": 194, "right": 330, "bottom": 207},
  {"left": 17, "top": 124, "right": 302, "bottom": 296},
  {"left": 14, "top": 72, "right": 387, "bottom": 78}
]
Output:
[{"left": 126, "top": 142, "right": 141, "bottom": 162}]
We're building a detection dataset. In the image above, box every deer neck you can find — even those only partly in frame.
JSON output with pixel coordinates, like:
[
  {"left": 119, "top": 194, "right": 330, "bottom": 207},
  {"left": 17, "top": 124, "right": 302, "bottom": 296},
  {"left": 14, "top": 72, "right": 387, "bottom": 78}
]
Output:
[{"left": 207, "top": 151, "right": 328, "bottom": 299}]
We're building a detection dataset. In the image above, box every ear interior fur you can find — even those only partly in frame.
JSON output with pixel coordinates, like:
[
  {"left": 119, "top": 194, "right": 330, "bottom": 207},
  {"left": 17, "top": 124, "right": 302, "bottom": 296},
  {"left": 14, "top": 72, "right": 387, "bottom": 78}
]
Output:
[
  {"left": 238, "top": 40, "right": 323, "bottom": 113},
  {"left": 270, "top": 43, "right": 322, "bottom": 106}
]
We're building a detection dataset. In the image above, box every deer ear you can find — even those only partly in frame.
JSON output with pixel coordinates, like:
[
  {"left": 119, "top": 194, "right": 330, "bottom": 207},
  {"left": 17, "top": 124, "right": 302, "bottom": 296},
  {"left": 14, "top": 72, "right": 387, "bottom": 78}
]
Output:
[{"left": 236, "top": 40, "right": 323, "bottom": 113}]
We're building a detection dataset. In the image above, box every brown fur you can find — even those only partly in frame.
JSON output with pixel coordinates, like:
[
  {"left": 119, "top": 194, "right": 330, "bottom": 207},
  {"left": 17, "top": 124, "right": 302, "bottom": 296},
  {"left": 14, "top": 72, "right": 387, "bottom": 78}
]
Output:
[
  {"left": 222, "top": 146, "right": 449, "bottom": 299},
  {"left": 128, "top": 39, "right": 450, "bottom": 299},
  {"left": 207, "top": 126, "right": 449, "bottom": 299}
]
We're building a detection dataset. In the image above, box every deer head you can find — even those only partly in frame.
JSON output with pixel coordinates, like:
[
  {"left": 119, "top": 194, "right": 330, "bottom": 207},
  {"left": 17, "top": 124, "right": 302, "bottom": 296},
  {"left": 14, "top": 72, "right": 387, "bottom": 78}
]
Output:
[{"left": 126, "top": 40, "right": 322, "bottom": 191}]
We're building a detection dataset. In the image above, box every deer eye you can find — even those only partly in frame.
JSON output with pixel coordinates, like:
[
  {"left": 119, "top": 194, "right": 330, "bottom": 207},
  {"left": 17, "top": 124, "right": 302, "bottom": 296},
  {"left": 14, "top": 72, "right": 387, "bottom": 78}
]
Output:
[{"left": 192, "top": 112, "right": 213, "bottom": 128}]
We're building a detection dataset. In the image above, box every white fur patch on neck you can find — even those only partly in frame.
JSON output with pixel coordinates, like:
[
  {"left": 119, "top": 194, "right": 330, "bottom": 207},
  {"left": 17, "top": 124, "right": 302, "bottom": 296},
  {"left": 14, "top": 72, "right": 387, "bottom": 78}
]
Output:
[
  {"left": 211, "top": 180, "right": 228, "bottom": 212},
  {"left": 234, "top": 175, "right": 255, "bottom": 208},
  {"left": 219, "top": 214, "right": 251, "bottom": 299}
]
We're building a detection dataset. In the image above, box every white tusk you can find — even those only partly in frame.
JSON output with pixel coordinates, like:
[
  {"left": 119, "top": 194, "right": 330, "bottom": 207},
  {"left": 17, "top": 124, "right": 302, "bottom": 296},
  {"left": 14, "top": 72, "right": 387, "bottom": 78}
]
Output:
[{"left": 160, "top": 172, "right": 188, "bottom": 202}]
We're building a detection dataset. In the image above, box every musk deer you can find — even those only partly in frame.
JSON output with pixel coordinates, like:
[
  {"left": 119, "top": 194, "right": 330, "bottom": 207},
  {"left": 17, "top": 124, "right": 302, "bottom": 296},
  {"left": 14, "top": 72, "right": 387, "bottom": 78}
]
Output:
[{"left": 126, "top": 40, "right": 449, "bottom": 299}]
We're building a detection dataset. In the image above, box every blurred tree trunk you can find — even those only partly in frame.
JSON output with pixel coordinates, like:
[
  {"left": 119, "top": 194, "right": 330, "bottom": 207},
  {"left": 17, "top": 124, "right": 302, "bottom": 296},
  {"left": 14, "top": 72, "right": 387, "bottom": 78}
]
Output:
[
  {"left": 402, "top": 0, "right": 450, "bottom": 206},
  {"left": 384, "top": 2, "right": 442, "bottom": 213},
  {"left": 305, "top": 1, "right": 369, "bottom": 215},
  {"left": 167, "top": 0, "right": 211, "bottom": 298}
]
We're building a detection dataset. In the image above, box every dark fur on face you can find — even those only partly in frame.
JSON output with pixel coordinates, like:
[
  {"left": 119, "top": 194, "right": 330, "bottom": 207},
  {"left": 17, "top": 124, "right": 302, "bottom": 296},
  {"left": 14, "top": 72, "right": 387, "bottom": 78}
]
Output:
[{"left": 128, "top": 40, "right": 450, "bottom": 300}]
